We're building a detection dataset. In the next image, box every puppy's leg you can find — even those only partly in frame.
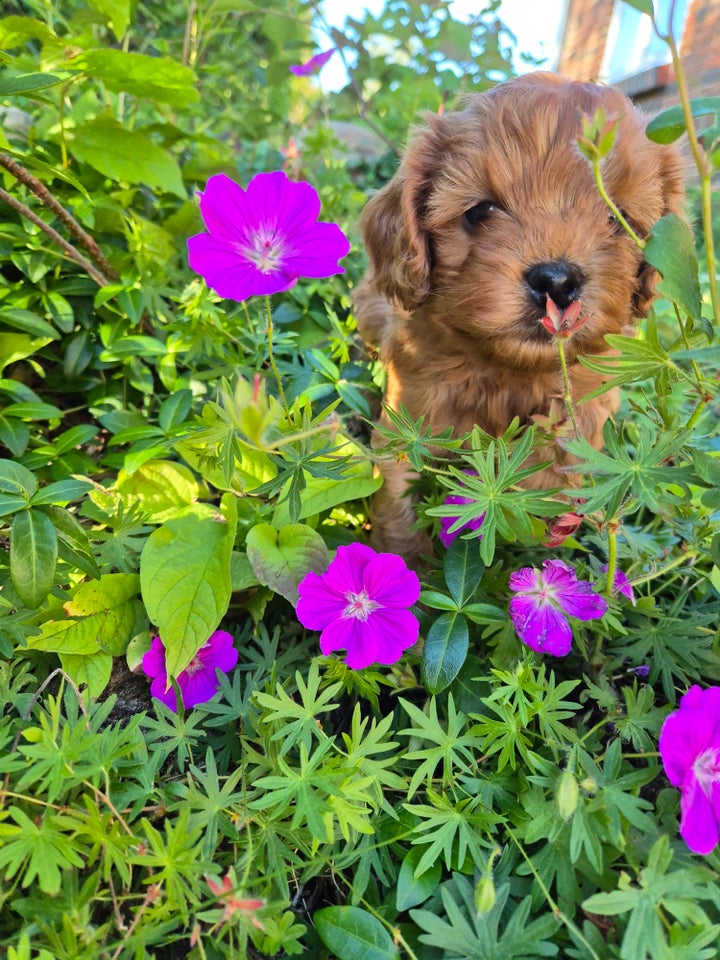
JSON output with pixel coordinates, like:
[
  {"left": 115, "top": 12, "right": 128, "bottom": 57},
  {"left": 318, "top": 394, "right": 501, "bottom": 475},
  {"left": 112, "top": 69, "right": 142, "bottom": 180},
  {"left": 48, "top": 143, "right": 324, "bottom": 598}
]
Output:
[{"left": 368, "top": 432, "right": 433, "bottom": 563}]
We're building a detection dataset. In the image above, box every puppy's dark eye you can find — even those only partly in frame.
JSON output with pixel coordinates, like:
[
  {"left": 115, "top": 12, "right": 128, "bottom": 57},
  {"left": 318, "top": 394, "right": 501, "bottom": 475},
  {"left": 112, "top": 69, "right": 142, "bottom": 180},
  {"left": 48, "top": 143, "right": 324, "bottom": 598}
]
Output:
[
  {"left": 608, "top": 209, "right": 630, "bottom": 233},
  {"left": 463, "top": 200, "right": 498, "bottom": 229}
]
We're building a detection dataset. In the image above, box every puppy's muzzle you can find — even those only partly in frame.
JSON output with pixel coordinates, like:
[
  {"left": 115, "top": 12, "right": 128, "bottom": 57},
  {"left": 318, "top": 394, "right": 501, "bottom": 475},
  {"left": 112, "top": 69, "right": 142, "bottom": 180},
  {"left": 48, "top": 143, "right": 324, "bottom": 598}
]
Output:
[{"left": 525, "top": 259, "right": 586, "bottom": 310}]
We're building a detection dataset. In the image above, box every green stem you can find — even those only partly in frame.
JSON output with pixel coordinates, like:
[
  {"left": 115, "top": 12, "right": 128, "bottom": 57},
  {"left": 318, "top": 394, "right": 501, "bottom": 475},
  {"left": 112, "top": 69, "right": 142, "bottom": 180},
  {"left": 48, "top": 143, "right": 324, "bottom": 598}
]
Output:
[
  {"left": 506, "top": 828, "right": 602, "bottom": 960},
  {"left": 556, "top": 338, "right": 580, "bottom": 438},
  {"left": 605, "top": 526, "right": 618, "bottom": 597},
  {"left": 664, "top": 32, "right": 719, "bottom": 326},
  {"left": 591, "top": 157, "right": 645, "bottom": 250},
  {"left": 264, "top": 294, "right": 289, "bottom": 414}
]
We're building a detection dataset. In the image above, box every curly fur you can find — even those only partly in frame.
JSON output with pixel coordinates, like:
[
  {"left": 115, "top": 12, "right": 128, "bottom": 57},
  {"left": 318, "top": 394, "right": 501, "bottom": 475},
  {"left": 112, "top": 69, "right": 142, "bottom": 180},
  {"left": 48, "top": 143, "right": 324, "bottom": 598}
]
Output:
[{"left": 356, "top": 72, "right": 685, "bottom": 560}]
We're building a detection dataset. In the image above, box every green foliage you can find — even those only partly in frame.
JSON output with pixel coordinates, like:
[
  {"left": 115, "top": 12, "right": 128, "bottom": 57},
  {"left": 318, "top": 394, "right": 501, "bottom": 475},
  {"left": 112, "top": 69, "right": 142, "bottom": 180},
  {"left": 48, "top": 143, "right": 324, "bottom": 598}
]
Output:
[{"left": 0, "top": 0, "right": 719, "bottom": 957}]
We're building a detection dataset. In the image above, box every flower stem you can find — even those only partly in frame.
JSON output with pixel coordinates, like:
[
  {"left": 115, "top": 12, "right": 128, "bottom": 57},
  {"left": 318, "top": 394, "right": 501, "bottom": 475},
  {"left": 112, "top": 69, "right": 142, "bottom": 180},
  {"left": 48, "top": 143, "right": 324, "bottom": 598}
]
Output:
[
  {"left": 590, "top": 156, "right": 645, "bottom": 250},
  {"left": 556, "top": 337, "right": 580, "bottom": 438},
  {"left": 264, "top": 294, "right": 289, "bottom": 414},
  {"left": 604, "top": 526, "right": 618, "bottom": 597}
]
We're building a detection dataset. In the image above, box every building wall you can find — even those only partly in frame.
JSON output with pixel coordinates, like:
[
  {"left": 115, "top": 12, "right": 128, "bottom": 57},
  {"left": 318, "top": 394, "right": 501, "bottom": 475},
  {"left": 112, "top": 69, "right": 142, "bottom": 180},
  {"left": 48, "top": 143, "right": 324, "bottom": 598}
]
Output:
[{"left": 556, "top": 0, "right": 720, "bottom": 113}]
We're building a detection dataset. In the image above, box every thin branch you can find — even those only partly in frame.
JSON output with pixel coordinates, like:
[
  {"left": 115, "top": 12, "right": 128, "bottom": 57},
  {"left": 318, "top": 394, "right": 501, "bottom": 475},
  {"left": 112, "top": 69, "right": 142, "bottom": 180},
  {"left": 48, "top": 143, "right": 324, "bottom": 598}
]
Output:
[
  {"left": 0, "top": 187, "right": 112, "bottom": 286},
  {"left": 0, "top": 152, "right": 120, "bottom": 282}
]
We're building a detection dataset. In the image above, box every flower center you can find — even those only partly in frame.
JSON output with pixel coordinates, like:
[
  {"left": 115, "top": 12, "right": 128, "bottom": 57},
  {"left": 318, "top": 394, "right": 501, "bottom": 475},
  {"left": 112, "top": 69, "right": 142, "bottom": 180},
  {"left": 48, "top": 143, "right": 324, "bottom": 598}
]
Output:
[
  {"left": 342, "top": 589, "right": 381, "bottom": 622},
  {"left": 241, "top": 229, "right": 285, "bottom": 274},
  {"left": 692, "top": 747, "right": 720, "bottom": 798},
  {"left": 184, "top": 642, "right": 210, "bottom": 676}
]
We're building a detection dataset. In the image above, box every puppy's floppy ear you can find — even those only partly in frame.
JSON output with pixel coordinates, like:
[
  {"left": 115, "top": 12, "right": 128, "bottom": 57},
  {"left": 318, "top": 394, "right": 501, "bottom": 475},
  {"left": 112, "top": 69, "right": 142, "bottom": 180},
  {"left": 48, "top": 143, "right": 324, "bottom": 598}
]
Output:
[
  {"left": 360, "top": 120, "right": 445, "bottom": 310},
  {"left": 633, "top": 142, "right": 687, "bottom": 317}
]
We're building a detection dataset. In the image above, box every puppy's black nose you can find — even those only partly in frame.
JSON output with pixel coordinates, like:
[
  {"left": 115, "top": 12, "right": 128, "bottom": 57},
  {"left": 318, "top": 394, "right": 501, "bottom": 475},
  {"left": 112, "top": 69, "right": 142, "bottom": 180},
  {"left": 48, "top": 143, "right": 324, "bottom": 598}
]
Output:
[{"left": 524, "top": 260, "right": 586, "bottom": 309}]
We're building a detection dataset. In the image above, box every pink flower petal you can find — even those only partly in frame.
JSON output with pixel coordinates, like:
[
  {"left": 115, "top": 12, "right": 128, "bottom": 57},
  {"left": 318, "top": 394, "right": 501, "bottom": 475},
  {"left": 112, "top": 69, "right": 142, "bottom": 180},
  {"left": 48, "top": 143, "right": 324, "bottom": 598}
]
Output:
[
  {"left": 509, "top": 595, "right": 573, "bottom": 656},
  {"left": 361, "top": 552, "right": 421, "bottom": 609},
  {"left": 679, "top": 774, "right": 720, "bottom": 855}
]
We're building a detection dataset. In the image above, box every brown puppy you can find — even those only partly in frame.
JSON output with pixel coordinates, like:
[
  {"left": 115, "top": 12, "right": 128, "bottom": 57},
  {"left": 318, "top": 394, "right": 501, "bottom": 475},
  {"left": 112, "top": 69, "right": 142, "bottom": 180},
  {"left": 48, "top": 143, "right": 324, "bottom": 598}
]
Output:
[{"left": 356, "top": 72, "right": 685, "bottom": 561}]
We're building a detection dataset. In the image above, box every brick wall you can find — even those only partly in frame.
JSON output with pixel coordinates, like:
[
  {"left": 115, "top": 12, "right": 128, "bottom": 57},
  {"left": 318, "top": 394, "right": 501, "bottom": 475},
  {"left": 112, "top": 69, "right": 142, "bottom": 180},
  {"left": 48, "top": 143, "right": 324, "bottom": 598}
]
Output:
[{"left": 556, "top": 0, "right": 615, "bottom": 79}]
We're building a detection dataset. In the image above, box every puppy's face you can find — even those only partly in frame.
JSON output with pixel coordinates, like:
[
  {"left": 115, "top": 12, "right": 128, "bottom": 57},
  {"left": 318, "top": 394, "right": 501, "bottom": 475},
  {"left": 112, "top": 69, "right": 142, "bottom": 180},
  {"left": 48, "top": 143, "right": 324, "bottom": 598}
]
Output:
[{"left": 361, "top": 73, "right": 685, "bottom": 371}]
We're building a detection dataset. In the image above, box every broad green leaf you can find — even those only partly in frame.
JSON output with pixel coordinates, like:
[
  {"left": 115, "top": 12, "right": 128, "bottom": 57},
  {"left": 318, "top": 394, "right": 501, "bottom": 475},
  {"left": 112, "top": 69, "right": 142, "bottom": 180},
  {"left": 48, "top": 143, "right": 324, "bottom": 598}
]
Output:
[
  {"left": 71, "top": 116, "right": 186, "bottom": 198},
  {"left": 1, "top": 309, "right": 59, "bottom": 339},
  {"left": 230, "top": 552, "right": 261, "bottom": 591},
  {"left": 246, "top": 522, "right": 329, "bottom": 604},
  {"left": 620, "top": 0, "right": 654, "bottom": 15},
  {"left": 140, "top": 497, "right": 237, "bottom": 678},
  {"left": 2, "top": 402, "right": 62, "bottom": 420},
  {"left": 59, "top": 652, "right": 113, "bottom": 698},
  {"left": 0, "top": 416, "right": 29, "bottom": 458},
  {"left": 314, "top": 906, "right": 399, "bottom": 960},
  {"left": 10, "top": 509, "right": 57, "bottom": 608},
  {"left": 28, "top": 573, "right": 140, "bottom": 657},
  {"left": 98, "top": 335, "right": 168, "bottom": 360},
  {"left": 396, "top": 846, "right": 442, "bottom": 911},
  {"left": 0, "top": 72, "right": 63, "bottom": 96},
  {"left": 0, "top": 458, "right": 37, "bottom": 499},
  {"left": 273, "top": 470, "right": 382, "bottom": 524},
  {"left": 88, "top": 0, "right": 134, "bottom": 40},
  {"left": 41, "top": 504, "right": 100, "bottom": 581},
  {"left": 159, "top": 389, "right": 193, "bottom": 432},
  {"left": 0, "top": 333, "right": 54, "bottom": 373},
  {"left": 76, "top": 49, "right": 199, "bottom": 107},
  {"left": 29, "top": 477, "right": 92, "bottom": 506},
  {"left": 443, "top": 538, "right": 484, "bottom": 607},
  {"left": 422, "top": 612, "right": 469, "bottom": 694},
  {"left": 0, "top": 16, "right": 56, "bottom": 48},
  {"left": 646, "top": 97, "right": 720, "bottom": 143},
  {"left": 644, "top": 214, "right": 701, "bottom": 318},
  {"left": 116, "top": 460, "right": 200, "bottom": 522}
]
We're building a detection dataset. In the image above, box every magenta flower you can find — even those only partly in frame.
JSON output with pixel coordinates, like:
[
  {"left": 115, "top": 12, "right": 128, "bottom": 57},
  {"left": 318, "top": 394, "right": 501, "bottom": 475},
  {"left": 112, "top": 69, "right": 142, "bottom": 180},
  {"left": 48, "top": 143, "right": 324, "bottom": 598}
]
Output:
[
  {"left": 142, "top": 630, "right": 238, "bottom": 711},
  {"left": 289, "top": 48, "right": 336, "bottom": 76},
  {"left": 659, "top": 685, "right": 720, "bottom": 855},
  {"left": 601, "top": 564, "right": 636, "bottom": 604},
  {"left": 187, "top": 171, "right": 351, "bottom": 301},
  {"left": 296, "top": 542, "right": 421, "bottom": 669},
  {"left": 438, "top": 471, "right": 484, "bottom": 548},
  {"left": 508, "top": 559, "right": 608, "bottom": 656}
]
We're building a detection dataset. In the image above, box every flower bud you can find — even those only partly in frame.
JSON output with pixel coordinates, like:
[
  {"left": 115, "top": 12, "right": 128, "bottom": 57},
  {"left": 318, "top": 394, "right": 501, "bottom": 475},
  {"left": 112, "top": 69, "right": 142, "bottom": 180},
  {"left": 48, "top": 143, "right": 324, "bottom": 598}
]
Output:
[
  {"left": 556, "top": 769, "right": 580, "bottom": 820},
  {"left": 474, "top": 874, "right": 496, "bottom": 914}
]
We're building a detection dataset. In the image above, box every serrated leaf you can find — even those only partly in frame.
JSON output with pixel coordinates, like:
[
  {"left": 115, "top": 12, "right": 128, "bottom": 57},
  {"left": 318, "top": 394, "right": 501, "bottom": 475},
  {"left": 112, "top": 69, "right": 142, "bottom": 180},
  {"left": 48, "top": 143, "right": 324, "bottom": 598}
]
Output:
[
  {"left": 77, "top": 48, "right": 199, "bottom": 107},
  {"left": 140, "top": 497, "right": 237, "bottom": 677},
  {"left": 246, "top": 522, "right": 329, "bottom": 604},
  {"left": 314, "top": 906, "right": 399, "bottom": 960},
  {"left": 422, "top": 612, "right": 469, "bottom": 694},
  {"left": 71, "top": 116, "right": 186, "bottom": 198},
  {"left": 645, "top": 214, "right": 701, "bottom": 318},
  {"left": 10, "top": 509, "right": 57, "bottom": 608}
]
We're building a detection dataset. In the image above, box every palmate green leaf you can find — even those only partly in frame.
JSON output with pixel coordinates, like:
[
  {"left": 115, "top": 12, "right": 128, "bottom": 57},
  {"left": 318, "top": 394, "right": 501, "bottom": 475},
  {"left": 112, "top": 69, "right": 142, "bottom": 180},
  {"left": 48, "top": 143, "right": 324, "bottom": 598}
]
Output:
[
  {"left": 315, "top": 906, "right": 399, "bottom": 960},
  {"left": 428, "top": 428, "right": 563, "bottom": 564},
  {"left": 411, "top": 874, "right": 560, "bottom": 959},
  {"left": 563, "top": 419, "right": 695, "bottom": 519},
  {"left": 140, "top": 496, "right": 237, "bottom": 678},
  {"left": 0, "top": 806, "right": 84, "bottom": 895},
  {"left": 577, "top": 316, "right": 686, "bottom": 399},
  {"left": 71, "top": 116, "right": 185, "bottom": 198},
  {"left": 253, "top": 660, "right": 342, "bottom": 757},
  {"left": 399, "top": 695, "right": 477, "bottom": 799},
  {"left": 406, "top": 789, "right": 497, "bottom": 876}
]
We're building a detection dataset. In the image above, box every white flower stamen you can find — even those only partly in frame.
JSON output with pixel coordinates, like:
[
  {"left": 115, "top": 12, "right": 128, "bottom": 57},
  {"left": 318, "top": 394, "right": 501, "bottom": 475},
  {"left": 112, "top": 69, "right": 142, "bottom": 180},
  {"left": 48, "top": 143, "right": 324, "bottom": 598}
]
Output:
[
  {"left": 693, "top": 748, "right": 720, "bottom": 798},
  {"left": 342, "top": 589, "right": 381, "bottom": 621}
]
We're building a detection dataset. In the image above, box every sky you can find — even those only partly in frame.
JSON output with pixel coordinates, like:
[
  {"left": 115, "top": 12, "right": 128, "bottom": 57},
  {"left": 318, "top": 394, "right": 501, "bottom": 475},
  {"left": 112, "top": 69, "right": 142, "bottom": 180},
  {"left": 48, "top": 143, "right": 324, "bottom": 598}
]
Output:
[{"left": 315, "top": 0, "right": 569, "bottom": 89}]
